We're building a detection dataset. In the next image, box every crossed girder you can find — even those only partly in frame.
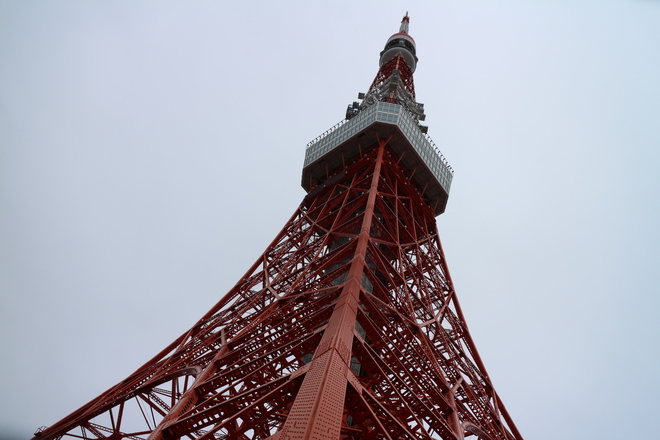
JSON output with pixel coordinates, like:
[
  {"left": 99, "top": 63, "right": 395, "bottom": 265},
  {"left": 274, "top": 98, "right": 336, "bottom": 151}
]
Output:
[{"left": 34, "top": 136, "right": 522, "bottom": 440}]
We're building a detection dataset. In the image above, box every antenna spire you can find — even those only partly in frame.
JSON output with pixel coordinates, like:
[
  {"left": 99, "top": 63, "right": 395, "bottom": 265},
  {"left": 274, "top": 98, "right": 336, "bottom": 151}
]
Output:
[{"left": 399, "top": 12, "right": 410, "bottom": 33}]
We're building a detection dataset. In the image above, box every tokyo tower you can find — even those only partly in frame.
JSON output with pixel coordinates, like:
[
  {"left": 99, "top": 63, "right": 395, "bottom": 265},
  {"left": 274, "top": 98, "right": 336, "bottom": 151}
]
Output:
[{"left": 33, "top": 14, "right": 524, "bottom": 440}]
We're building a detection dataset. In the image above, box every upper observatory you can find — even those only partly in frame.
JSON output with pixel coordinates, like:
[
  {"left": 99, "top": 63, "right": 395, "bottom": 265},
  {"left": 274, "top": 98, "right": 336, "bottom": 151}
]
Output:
[{"left": 379, "top": 13, "right": 418, "bottom": 73}]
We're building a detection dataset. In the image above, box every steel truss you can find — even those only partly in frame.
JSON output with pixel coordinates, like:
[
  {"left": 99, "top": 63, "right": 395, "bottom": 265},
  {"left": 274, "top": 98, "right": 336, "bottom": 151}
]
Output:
[
  {"left": 370, "top": 54, "right": 416, "bottom": 99},
  {"left": 35, "top": 137, "right": 523, "bottom": 440}
]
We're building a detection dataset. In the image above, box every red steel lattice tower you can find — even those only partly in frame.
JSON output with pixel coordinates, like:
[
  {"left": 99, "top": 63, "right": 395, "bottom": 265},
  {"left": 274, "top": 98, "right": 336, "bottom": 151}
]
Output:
[{"left": 33, "top": 15, "right": 524, "bottom": 440}]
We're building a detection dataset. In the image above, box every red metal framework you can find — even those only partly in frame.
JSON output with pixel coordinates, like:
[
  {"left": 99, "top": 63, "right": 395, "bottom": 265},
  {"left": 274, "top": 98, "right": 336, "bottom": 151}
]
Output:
[
  {"left": 369, "top": 54, "right": 416, "bottom": 99},
  {"left": 33, "top": 14, "right": 524, "bottom": 440},
  {"left": 34, "top": 136, "right": 523, "bottom": 440}
]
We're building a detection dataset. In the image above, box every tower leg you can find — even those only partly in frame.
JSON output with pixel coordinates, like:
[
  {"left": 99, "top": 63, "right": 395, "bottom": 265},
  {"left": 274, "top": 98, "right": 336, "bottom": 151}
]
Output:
[{"left": 278, "top": 140, "right": 386, "bottom": 440}]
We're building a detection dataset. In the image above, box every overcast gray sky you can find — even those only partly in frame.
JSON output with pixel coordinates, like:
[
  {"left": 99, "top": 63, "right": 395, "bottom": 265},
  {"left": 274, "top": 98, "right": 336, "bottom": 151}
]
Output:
[{"left": 1, "top": 1, "right": 659, "bottom": 439}]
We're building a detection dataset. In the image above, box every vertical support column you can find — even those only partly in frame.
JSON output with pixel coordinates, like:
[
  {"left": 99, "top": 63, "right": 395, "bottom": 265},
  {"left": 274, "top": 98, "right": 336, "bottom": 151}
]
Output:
[
  {"left": 446, "top": 379, "right": 465, "bottom": 440},
  {"left": 278, "top": 140, "right": 387, "bottom": 440}
]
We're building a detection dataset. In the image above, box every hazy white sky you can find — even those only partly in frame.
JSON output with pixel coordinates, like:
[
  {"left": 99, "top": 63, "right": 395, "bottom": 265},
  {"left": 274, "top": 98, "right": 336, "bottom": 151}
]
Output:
[{"left": 1, "top": 1, "right": 659, "bottom": 439}]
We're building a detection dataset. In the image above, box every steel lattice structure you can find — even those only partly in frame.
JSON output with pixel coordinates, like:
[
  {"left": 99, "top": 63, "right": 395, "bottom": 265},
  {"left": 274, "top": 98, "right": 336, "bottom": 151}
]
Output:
[{"left": 33, "top": 14, "right": 524, "bottom": 440}]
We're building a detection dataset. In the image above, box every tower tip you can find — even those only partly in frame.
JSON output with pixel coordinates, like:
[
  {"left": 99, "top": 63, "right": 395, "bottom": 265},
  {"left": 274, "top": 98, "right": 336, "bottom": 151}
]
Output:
[{"left": 400, "top": 12, "right": 410, "bottom": 33}]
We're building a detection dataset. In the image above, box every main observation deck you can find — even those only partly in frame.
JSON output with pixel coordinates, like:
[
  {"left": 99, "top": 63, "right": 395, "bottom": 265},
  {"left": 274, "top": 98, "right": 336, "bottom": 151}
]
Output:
[{"left": 302, "top": 102, "right": 453, "bottom": 216}]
